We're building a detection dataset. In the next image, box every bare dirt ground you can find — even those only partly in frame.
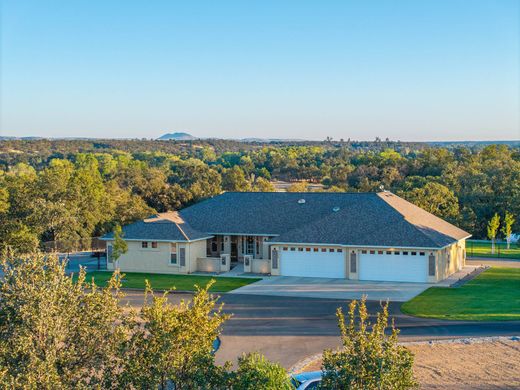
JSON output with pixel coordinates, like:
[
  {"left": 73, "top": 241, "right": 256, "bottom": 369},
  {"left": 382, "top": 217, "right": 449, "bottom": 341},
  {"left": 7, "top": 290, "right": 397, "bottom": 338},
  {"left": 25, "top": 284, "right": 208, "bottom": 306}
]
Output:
[{"left": 299, "top": 339, "right": 520, "bottom": 389}]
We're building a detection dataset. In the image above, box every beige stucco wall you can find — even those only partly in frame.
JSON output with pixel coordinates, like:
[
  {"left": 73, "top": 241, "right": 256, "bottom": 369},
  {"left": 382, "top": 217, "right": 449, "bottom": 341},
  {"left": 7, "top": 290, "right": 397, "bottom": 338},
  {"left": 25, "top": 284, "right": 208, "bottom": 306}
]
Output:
[
  {"left": 437, "top": 239, "right": 466, "bottom": 281},
  {"left": 268, "top": 241, "right": 469, "bottom": 283},
  {"left": 106, "top": 239, "right": 207, "bottom": 275}
]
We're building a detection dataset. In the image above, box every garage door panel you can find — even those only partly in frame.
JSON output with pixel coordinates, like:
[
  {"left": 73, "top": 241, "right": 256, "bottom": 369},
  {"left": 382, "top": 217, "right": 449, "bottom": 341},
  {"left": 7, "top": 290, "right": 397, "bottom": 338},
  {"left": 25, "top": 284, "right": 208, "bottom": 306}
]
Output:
[
  {"left": 280, "top": 251, "right": 345, "bottom": 278},
  {"left": 359, "top": 253, "right": 427, "bottom": 283}
]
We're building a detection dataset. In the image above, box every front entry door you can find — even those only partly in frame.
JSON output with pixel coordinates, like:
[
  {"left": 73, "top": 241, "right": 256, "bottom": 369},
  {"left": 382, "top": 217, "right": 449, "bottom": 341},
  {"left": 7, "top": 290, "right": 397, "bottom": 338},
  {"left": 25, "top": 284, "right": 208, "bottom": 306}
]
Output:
[{"left": 231, "top": 242, "right": 238, "bottom": 262}]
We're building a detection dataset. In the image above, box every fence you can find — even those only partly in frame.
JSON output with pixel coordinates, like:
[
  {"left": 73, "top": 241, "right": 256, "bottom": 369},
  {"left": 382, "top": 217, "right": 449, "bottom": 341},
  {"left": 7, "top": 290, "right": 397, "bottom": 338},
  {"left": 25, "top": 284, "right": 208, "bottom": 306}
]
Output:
[
  {"left": 42, "top": 237, "right": 106, "bottom": 254},
  {"left": 466, "top": 239, "right": 520, "bottom": 260}
]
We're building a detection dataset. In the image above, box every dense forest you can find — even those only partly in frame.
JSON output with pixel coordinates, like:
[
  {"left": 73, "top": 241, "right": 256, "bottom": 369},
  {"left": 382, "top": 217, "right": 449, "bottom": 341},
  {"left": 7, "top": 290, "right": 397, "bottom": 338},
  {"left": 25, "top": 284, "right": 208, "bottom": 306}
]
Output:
[{"left": 0, "top": 139, "right": 518, "bottom": 252}]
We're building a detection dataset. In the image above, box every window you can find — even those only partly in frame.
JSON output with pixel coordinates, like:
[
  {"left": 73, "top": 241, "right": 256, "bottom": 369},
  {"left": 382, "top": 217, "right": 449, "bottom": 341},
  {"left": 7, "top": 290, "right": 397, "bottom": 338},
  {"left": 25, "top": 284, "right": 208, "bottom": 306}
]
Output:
[
  {"left": 321, "top": 248, "right": 327, "bottom": 252},
  {"left": 329, "top": 248, "right": 335, "bottom": 252},
  {"left": 419, "top": 252, "right": 425, "bottom": 256},
  {"left": 350, "top": 252, "right": 357, "bottom": 273},
  {"left": 361, "top": 250, "right": 367, "bottom": 254},
  {"left": 386, "top": 251, "right": 392, "bottom": 255},
  {"left": 170, "top": 244, "right": 177, "bottom": 265},
  {"left": 245, "top": 236, "right": 254, "bottom": 255},
  {"left": 428, "top": 254, "right": 436, "bottom": 276},
  {"left": 298, "top": 247, "right": 303, "bottom": 251},
  {"left": 141, "top": 242, "right": 148, "bottom": 248},
  {"left": 107, "top": 245, "right": 113, "bottom": 263},
  {"left": 337, "top": 248, "right": 343, "bottom": 253},
  {"left": 179, "top": 248, "right": 186, "bottom": 267},
  {"left": 377, "top": 250, "right": 383, "bottom": 255},
  {"left": 152, "top": 241, "right": 158, "bottom": 249},
  {"left": 394, "top": 251, "right": 400, "bottom": 255},
  {"left": 306, "top": 247, "right": 311, "bottom": 252},
  {"left": 403, "top": 251, "right": 408, "bottom": 255},
  {"left": 290, "top": 247, "right": 296, "bottom": 251},
  {"left": 272, "top": 249, "right": 279, "bottom": 269},
  {"left": 369, "top": 250, "right": 375, "bottom": 254},
  {"left": 313, "top": 248, "right": 319, "bottom": 252},
  {"left": 283, "top": 247, "right": 288, "bottom": 251},
  {"left": 411, "top": 251, "right": 417, "bottom": 256}
]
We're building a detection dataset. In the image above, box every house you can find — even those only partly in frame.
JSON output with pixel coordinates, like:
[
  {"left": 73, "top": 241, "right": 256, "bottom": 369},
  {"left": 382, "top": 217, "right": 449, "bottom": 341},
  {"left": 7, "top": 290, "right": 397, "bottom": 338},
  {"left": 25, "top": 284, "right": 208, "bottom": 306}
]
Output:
[{"left": 101, "top": 191, "right": 471, "bottom": 283}]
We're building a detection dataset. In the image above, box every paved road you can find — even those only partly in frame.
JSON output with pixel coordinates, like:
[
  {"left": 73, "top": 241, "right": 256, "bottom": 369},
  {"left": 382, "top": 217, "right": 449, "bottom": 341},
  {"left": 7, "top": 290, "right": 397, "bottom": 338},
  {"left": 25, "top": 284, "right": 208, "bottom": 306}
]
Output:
[{"left": 122, "top": 291, "right": 520, "bottom": 368}]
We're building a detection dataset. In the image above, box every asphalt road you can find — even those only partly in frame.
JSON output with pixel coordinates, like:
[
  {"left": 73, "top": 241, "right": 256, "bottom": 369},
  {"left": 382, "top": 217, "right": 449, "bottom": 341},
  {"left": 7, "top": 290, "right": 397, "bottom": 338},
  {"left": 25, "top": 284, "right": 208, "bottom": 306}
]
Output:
[{"left": 122, "top": 291, "right": 520, "bottom": 368}]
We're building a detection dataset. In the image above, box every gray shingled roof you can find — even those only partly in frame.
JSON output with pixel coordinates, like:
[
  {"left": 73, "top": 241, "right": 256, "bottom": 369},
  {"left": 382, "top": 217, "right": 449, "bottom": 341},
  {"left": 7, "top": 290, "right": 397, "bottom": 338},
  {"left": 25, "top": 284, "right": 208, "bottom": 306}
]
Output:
[
  {"left": 104, "top": 192, "right": 470, "bottom": 248},
  {"left": 178, "top": 192, "right": 469, "bottom": 248},
  {"left": 102, "top": 212, "right": 209, "bottom": 241}
]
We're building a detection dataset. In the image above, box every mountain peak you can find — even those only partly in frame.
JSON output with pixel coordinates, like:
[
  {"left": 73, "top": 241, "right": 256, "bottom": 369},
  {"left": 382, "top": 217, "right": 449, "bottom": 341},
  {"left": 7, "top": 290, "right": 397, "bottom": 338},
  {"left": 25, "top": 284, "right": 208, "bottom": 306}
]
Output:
[{"left": 157, "top": 132, "right": 196, "bottom": 141}]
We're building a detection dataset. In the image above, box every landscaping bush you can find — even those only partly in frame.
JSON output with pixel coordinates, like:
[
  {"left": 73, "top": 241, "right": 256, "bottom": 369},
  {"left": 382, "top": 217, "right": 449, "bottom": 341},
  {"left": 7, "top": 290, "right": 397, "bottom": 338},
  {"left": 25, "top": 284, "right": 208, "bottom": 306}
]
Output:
[
  {"left": 231, "top": 352, "right": 293, "bottom": 390},
  {"left": 321, "top": 297, "right": 418, "bottom": 390}
]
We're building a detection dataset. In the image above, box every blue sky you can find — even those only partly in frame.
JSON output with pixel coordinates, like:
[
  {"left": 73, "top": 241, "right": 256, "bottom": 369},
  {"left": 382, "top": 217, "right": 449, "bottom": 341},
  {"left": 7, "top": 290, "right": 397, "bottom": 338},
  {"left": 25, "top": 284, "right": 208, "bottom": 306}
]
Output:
[{"left": 1, "top": 0, "right": 519, "bottom": 141}]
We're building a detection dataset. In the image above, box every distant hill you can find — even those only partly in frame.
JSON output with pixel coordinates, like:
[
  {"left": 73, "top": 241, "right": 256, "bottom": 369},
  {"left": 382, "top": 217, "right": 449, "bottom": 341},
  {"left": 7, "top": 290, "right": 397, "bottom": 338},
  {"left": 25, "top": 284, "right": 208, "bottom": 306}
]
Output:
[{"left": 157, "top": 132, "right": 197, "bottom": 141}]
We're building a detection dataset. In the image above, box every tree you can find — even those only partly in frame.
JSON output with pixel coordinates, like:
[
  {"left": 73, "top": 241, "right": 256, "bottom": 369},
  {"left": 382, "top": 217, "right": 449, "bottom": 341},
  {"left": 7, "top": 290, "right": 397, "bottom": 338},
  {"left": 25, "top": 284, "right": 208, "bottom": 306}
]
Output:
[
  {"left": 222, "top": 166, "right": 251, "bottom": 192},
  {"left": 501, "top": 211, "right": 515, "bottom": 249},
  {"left": 0, "top": 251, "right": 127, "bottom": 388},
  {"left": 111, "top": 224, "right": 128, "bottom": 268},
  {"left": 487, "top": 213, "right": 501, "bottom": 254},
  {"left": 231, "top": 352, "right": 293, "bottom": 390},
  {"left": 118, "top": 280, "right": 231, "bottom": 389},
  {"left": 287, "top": 181, "right": 309, "bottom": 192},
  {"left": 253, "top": 177, "right": 275, "bottom": 192},
  {"left": 399, "top": 182, "right": 459, "bottom": 222},
  {"left": 321, "top": 298, "right": 417, "bottom": 390}
]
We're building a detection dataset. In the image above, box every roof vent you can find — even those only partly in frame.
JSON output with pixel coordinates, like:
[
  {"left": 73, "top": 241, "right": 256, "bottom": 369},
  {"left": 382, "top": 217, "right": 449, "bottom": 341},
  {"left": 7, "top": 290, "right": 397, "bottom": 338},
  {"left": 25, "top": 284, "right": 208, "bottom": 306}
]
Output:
[
  {"left": 332, "top": 206, "right": 340, "bottom": 212},
  {"left": 297, "top": 199, "right": 306, "bottom": 204}
]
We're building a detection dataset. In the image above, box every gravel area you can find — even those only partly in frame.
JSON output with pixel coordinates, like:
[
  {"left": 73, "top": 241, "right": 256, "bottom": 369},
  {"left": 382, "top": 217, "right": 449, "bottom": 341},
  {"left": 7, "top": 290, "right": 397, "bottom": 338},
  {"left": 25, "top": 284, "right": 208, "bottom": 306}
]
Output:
[{"left": 294, "top": 337, "right": 520, "bottom": 389}]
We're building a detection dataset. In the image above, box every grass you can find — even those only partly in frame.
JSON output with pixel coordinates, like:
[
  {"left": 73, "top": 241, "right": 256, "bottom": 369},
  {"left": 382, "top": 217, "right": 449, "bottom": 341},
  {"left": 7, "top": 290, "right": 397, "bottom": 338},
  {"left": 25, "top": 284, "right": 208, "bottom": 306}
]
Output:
[
  {"left": 81, "top": 271, "right": 261, "bottom": 292},
  {"left": 466, "top": 239, "right": 520, "bottom": 259},
  {"left": 401, "top": 267, "right": 520, "bottom": 321}
]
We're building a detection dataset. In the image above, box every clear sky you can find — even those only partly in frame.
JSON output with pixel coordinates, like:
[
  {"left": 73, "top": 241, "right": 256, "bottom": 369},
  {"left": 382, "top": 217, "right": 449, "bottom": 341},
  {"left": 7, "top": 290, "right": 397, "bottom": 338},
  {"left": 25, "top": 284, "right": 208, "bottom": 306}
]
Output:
[{"left": 1, "top": 0, "right": 519, "bottom": 141}]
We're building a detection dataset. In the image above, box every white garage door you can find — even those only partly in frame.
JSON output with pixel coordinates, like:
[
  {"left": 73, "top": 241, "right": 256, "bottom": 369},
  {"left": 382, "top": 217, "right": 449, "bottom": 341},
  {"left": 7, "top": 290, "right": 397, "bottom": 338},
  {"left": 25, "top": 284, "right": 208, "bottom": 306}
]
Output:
[
  {"left": 359, "top": 252, "right": 428, "bottom": 283},
  {"left": 280, "top": 250, "right": 345, "bottom": 278}
]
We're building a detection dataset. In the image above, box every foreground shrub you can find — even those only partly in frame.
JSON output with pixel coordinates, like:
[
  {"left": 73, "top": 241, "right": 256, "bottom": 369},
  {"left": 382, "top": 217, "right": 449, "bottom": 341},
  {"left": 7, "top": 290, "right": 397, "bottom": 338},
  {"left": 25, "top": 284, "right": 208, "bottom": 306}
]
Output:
[
  {"left": 0, "top": 251, "right": 126, "bottom": 389},
  {"left": 321, "top": 297, "right": 418, "bottom": 390},
  {"left": 231, "top": 352, "right": 293, "bottom": 390}
]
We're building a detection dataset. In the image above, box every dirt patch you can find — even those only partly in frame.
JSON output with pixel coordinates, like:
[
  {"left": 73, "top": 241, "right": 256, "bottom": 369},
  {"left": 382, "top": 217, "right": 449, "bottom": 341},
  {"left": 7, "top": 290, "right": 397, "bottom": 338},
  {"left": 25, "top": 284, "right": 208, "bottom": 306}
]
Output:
[{"left": 299, "top": 340, "right": 520, "bottom": 389}]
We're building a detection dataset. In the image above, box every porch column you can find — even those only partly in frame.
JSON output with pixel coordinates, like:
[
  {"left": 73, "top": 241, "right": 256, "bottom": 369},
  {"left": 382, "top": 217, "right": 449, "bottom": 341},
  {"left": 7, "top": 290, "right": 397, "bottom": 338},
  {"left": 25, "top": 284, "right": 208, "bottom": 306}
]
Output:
[{"left": 223, "top": 235, "right": 231, "bottom": 254}]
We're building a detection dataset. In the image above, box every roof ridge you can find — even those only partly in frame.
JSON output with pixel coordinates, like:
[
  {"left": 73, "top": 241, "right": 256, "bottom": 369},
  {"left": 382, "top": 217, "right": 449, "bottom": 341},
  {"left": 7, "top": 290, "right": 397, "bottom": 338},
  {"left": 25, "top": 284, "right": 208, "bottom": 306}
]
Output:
[
  {"left": 376, "top": 192, "right": 467, "bottom": 247},
  {"left": 174, "top": 222, "right": 190, "bottom": 241}
]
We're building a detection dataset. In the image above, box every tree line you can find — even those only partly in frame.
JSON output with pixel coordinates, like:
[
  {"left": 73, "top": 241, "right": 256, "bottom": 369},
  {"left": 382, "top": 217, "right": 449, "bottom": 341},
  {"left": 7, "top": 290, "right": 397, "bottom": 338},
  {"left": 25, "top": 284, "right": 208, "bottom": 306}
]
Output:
[{"left": 0, "top": 140, "right": 518, "bottom": 252}]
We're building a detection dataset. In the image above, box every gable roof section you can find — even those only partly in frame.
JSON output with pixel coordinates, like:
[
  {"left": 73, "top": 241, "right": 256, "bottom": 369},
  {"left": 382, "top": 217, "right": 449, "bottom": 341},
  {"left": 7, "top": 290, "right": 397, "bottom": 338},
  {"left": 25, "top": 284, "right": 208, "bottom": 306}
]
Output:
[
  {"left": 104, "top": 192, "right": 470, "bottom": 248},
  {"left": 179, "top": 192, "right": 470, "bottom": 248},
  {"left": 102, "top": 211, "right": 209, "bottom": 242}
]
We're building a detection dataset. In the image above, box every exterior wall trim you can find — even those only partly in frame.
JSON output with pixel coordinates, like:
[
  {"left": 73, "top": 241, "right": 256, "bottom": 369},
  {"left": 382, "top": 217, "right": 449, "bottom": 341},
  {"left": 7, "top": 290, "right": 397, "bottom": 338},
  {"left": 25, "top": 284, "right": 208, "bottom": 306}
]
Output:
[
  {"left": 101, "top": 236, "right": 214, "bottom": 243},
  {"left": 267, "top": 241, "right": 449, "bottom": 250}
]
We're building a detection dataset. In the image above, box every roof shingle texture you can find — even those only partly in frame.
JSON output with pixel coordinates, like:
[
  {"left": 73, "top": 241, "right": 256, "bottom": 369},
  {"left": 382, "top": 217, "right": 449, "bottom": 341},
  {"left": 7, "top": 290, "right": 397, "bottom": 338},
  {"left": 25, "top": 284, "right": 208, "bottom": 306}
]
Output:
[
  {"left": 178, "top": 192, "right": 469, "bottom": 248},
  {"left": 105, "top": 192, "right": 470, "bottom": 248}
]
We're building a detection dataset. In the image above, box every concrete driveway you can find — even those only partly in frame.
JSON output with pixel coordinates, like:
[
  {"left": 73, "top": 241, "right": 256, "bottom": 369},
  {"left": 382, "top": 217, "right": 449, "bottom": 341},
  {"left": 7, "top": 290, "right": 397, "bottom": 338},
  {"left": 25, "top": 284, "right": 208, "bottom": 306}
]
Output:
[{"left": 228, "top": 276, "right": 431, "bottom": 302}]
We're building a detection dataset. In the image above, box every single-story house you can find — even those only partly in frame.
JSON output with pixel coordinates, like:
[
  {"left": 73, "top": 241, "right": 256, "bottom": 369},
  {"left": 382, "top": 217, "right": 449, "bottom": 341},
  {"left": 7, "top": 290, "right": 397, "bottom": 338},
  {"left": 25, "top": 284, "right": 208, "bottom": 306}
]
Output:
[{"left": 102, "top": 191, "right": 471, "bottom": 283}]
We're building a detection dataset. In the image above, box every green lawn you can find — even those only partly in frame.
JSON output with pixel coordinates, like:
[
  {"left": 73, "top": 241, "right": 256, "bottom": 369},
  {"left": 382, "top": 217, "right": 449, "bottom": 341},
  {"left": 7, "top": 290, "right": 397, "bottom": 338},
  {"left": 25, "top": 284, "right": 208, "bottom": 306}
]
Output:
[
  {"left": 81, "top": 271, "right": 261, "bottom": 292},
  {"left": 401, "top": 267, "right": 520, "bottom": 321},
  {"left": 466, "top": 239, "right": 520, "bottom": 259}
]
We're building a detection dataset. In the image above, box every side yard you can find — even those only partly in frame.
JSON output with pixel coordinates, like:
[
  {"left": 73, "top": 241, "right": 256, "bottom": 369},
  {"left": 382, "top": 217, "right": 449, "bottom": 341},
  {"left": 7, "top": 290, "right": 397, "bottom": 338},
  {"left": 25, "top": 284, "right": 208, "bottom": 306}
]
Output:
[
  {"left": 82, "top": 271, "right": 261, "bottom": 292},
  {"left": 401, "top": 267, "right": 520, "bottom": 321},
  {"left": 298, "top": 338, "right": 520, "bottom": 390},
  {"left": 466, "top": 239, "right": 520, "bottom": 259}
]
